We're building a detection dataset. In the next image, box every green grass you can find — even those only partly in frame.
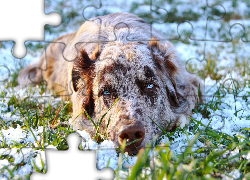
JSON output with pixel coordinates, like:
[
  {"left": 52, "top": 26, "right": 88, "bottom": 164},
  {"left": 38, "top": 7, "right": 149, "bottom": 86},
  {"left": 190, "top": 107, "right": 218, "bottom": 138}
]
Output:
[
  {"left": 0, "top": 81, "right": 75, "bottom": 177},
  {"left": 82, "top": 97, "right": 120, "bottom": 143}
]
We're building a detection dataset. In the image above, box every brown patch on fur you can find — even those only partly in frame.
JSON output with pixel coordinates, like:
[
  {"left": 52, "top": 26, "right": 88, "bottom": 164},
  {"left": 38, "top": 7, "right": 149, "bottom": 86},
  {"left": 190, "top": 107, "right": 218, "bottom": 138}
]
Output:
[
  {"left": 72, "top": 49, "right": 93, "bottom": 91},
  {"left": 44, "top": 57, "right": 54, "bottom": 86},
  {"left": 148, "top": 37, "right": 160, "bottom": 48},
  {"left": 98, "top": 62, "right": 128, "bottom": 89},
  {"left": 147, "top": 38, "right": 181, "bottom": 107},
  {"left": 84, "top": 91, "right": 95, "bottom": 117},
  {"left": 72, "top": 49, "right": 96, "bottom": 117},
  {"left": 135, "top": 66, "right": 158, "bottom": 105},
  {"left": 144, "top": 66, "right": 156, "bottom": 79},
  {"left": 165, "top": 55, "right": 177, "bottom": 74},
  {"left": 135, "top": 109, "right": 143, "bottom": 116},
  {"left": 152, "top": 54, "right": 164, "bottom": 71},
  {"left": 98, "top": 62, "right": 116, "bottom": 85},
  {"left": 148, "top": 37, "right": 177, "bottom": 74},
  {"left": 89, "top": 44, "right": 101, "bottom": 60},
  {"left": 147, "top": 37, "right": 184, "bottom": 110}
]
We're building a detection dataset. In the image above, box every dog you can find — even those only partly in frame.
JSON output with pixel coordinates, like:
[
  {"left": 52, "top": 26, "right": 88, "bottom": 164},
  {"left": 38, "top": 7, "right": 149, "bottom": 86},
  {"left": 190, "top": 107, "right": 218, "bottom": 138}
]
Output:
[{"left": 18, "top": 12, "right": 203, "bottom": 155}]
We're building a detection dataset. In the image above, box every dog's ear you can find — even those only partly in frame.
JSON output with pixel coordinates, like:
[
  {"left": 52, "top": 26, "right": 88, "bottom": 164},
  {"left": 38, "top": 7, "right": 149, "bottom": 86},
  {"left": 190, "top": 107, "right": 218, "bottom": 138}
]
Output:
[
  {"left": 178, "top": 74, "right": 204, "bottom": 114},
  {"left": 71, "top": 49, "right": 94, "bottom": 92},
  {"left": 71, "top": 49, "right": 96, "bottom": 118},
  {"left": 148, "top": 37, "right": 181, "bottom": 103},
  {"left": 166, "top": 84, "right": 189, "bottom": 114},
  {"left": 147, "top": 37, "right": 178, "bottom": 76},
  {"left": 148, "top": 38, "right": 193, "bottom": 114},
  {"left": 148, "top": 37, "right": 204, "bottom": 115}
]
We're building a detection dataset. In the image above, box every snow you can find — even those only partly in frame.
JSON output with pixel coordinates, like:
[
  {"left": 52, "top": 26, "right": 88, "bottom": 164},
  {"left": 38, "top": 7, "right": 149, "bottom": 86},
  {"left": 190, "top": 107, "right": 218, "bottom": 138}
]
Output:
[{"left": 1, "top": 0, "right": 250, "bottom": 179}]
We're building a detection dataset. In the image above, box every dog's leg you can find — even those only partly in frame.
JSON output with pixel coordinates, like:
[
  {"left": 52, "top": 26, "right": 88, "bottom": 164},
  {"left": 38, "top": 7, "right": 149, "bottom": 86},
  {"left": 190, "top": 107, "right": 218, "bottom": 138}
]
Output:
[
  {"left": 18, "top": 32, "right": 77, "bottom": 100},
  {"left": 18, "top": 56, "right": 42, "bottom": 87}
]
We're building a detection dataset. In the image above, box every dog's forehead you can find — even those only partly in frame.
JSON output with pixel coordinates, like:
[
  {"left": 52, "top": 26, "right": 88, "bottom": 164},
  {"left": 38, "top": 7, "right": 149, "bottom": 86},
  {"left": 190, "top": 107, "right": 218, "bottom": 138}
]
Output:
[{"left": 96, "top": 42, "right": 155, "bottom": 72}]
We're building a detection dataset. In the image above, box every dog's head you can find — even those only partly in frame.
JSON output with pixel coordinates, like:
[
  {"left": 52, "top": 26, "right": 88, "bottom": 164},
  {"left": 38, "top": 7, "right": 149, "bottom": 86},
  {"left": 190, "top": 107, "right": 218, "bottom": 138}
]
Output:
[{"left": 70, "top": 39, "right": 200, "bottom": 155}]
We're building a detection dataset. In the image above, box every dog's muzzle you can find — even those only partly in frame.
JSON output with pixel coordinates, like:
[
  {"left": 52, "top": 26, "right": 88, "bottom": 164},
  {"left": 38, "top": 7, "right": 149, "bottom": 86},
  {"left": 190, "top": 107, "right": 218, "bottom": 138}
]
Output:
[{"left": 118, "top": 124, "right": 145, "bottom": 155}]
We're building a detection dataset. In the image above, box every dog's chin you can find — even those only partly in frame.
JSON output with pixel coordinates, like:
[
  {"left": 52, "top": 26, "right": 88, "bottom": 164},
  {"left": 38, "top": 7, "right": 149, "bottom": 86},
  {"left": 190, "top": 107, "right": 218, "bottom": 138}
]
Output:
[
  {"left": 124, "top": 144, "right": 145, "bottom": 156},
  {"left": 113, "top": 141, "right": 144, "bottom": 156}
]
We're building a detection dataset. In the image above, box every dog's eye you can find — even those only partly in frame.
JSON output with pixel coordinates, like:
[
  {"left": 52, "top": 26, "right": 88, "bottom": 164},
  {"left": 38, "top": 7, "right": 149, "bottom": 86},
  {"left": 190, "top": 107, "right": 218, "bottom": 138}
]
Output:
[
  {"left": 147, "top": 83, "right": 154, "bottom": 89},
  {"left": 103, "top": 90, "right": 111, "bottom": 95}
]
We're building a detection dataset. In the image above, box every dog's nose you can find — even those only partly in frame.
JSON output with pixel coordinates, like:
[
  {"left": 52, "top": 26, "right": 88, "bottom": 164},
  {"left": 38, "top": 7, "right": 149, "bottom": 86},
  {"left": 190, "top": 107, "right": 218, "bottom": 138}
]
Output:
[{"left": 118, "top": 125, "right": 145, "bottom": 154}]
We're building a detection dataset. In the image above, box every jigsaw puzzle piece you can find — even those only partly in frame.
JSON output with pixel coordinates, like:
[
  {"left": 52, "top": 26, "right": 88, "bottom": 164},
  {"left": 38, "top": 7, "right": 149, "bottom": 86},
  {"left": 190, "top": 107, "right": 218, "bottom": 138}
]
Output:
[
  {"left": 0, "top": 42, "right": 20, "bottom": 93},
  {"left": 0, "top": 82, "right": 73, "bottom": 178},
  {"left": 14, "top": 40, "right": 77, "bottom": 99},
  {"left": 24, "top": 41, "right": 74, "bottom": 98},
  {"left": 44, "top": 0, "right": 96, "bottom": 42},
  {"left": 184, "top": 20, "right": 250, "bottom": 97},
  {"left": 147, "top": 0, "right": 180, "bottom": 40},
  {"left": 189, "top": 0, "right": 227, "bottom": 42},
  {"left": 0, "top": 0, "right": 61, "bottom": 59},
  {"left": 189, "top": 0, "right": 248, "bottom": 42},
  {"left": 81, "top": 0, "right": 103, "bottom": 21},
  {"left": 176, "top": 21, "right": 207, "bottom": 71},
  {"left": 0, "top": 58, "right": 55, "bottom": 152},
  {"left": 31, "top": 132, "right": 114, "bottom": 179},
  {"left": 0, "top": 42, "right": 51, "bottom": 98},
  {"left": 83, "top": 1, "right": 136, "bottom": 43}
]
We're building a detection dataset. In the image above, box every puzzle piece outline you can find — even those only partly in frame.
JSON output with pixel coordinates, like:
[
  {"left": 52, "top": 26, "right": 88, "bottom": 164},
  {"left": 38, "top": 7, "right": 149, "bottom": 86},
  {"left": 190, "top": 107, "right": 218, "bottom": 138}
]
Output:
[{"left": 0, "top": 0, "right": 250, "bottom": 179}]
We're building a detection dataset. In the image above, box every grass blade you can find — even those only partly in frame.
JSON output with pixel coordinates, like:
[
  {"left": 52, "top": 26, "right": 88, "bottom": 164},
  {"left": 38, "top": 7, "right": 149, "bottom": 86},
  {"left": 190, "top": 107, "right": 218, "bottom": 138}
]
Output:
[
  {"left": 148, "top": 116, "right": 167, "bottom": 134},
  {"left": 84, "top": 110, "right": 97, "bottom": 129},
  {"left": 97, "top": 97, "right": 120, "bottom": 127}
]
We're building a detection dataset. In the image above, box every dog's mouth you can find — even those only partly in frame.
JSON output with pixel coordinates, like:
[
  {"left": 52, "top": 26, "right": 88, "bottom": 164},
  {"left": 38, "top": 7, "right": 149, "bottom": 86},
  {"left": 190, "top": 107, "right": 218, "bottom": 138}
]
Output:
[
  {"left": 116, "top": 142, "right": 144, "bottom": 156},
  {"left": 124, "top": 143, "right": 144, "bottom": 156},
  {"left": 111, "top": 132, "right": 145, "bottom": 156}
]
